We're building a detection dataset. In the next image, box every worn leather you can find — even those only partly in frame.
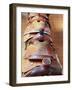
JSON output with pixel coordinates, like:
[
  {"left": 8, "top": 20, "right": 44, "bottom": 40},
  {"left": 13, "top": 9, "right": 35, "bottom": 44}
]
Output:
[{"left": 23, "top": 13, "right": 62, "bottom": 77}]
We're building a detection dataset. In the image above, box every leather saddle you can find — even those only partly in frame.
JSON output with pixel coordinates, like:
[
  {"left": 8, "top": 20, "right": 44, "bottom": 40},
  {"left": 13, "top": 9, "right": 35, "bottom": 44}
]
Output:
[{"left": 23, "top": 13, "right": 62, "bottom": 76}]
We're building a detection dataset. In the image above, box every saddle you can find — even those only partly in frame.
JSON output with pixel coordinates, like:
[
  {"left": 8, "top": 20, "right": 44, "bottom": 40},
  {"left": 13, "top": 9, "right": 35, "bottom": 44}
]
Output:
[{"left": 23, "top": 13, "right": 62, "bottom": 76}]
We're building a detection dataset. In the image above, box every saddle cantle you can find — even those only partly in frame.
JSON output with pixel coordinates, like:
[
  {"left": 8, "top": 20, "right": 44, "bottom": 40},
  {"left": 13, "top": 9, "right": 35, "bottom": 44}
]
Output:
[{"left": 23, "top": 13, "right": 62, "bottom": 76}]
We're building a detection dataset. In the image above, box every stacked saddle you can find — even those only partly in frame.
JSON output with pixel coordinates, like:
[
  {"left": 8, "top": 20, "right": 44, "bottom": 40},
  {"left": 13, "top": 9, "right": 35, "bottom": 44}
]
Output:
[{"left": 23, "top": 13, "right": 62, "bottom": 76}]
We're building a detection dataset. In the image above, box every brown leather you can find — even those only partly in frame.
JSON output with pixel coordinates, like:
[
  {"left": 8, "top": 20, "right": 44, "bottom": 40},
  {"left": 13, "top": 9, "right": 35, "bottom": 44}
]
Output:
[
  {"left": 24, "top": 64, "right": 62, "bottom": 77},
  {"left": 23, "top": 13, "right": 62, "bottom": 77}
]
